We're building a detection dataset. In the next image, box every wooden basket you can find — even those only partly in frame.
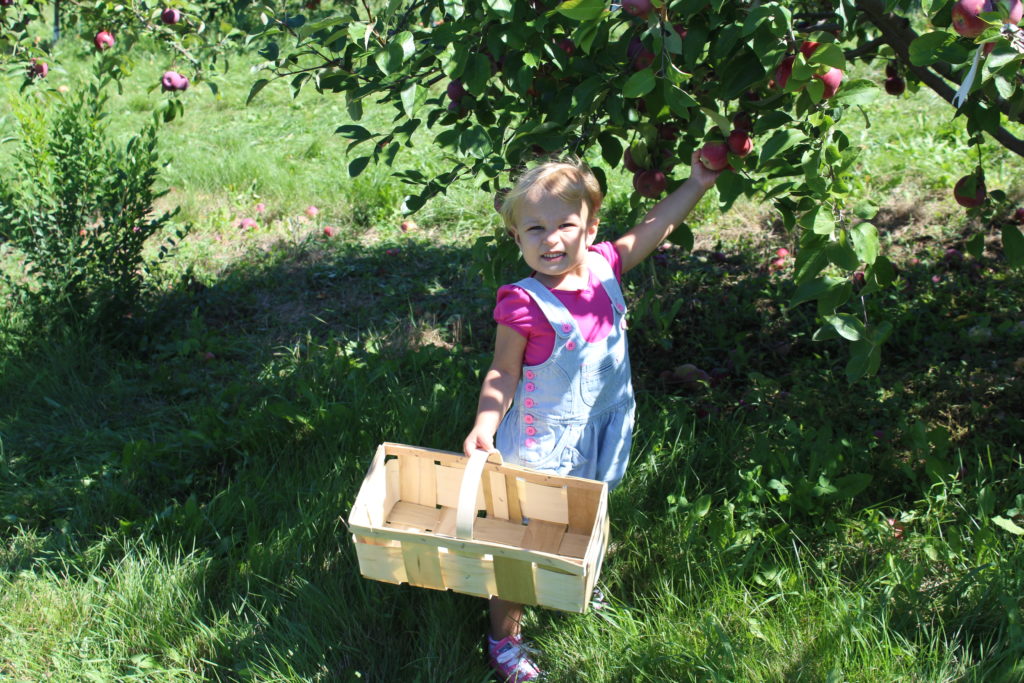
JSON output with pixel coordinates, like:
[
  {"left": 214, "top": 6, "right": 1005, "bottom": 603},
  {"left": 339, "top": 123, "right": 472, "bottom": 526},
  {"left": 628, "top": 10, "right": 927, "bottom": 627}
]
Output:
[{"left": 347, "top": 442, "right": 609, "bottom": 613}]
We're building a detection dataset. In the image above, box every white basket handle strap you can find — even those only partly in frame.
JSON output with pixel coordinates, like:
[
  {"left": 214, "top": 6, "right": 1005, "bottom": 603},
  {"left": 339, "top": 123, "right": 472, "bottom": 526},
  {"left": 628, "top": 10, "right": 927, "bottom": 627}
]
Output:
[{"left": 455, "top": 449, "right": 503, "bottom": 540}]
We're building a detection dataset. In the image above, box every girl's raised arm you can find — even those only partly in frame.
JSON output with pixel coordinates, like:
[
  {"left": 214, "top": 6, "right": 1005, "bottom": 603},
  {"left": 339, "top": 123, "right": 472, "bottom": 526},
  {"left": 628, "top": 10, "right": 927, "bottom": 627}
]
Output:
[{"left": 613, "top": 151, "right": 721, "bottom": 274}]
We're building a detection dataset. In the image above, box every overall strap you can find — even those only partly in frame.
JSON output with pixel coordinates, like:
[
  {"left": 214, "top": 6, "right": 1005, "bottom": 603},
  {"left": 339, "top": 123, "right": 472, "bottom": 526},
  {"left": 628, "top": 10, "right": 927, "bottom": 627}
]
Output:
[
  {"left": 587, "top": 250, "right": 628, "bottom": 315},
  {"left": 512, "top": 277, "right": 576, "bottom": 338}
]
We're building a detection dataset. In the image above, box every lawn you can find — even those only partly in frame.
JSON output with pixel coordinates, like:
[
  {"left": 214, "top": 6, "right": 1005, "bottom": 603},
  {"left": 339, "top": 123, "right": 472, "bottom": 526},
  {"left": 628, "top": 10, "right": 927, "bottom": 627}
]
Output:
[{"left": 1, "top": 32, "right": 1023, "bottom": 682}]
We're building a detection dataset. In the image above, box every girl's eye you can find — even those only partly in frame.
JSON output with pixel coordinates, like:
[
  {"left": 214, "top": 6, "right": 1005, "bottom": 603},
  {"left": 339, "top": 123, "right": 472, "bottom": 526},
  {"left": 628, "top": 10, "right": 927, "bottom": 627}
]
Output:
[{"left": 526, "top": 226, "right": 543, "bottom": 232}]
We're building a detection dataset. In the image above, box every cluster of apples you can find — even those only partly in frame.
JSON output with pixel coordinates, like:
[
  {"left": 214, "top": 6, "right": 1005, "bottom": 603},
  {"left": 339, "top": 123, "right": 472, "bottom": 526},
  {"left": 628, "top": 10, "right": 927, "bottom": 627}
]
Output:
[
  {"left": 884, "top": 62, "right": 905, "bottom": 96},
  {"left": 623, "top": 146, "right": 668, "bottom": 199},
  {"left": 697, "top": 111, "right": 755, "bottom": 174},
  {"left": 774, "top": 41, "right": 843, "bottom": 99},
  {"left": 951, "top": 0, "right": 1023, "bottom": 44}
]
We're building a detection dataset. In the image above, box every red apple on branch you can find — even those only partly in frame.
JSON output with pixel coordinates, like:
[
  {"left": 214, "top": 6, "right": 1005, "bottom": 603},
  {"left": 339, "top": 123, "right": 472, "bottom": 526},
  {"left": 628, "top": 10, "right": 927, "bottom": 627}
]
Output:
[
  {"left": 94, "top": 30, "right": 115, "bottom": 51},
  {"left": 161, "top": 70, "right": 189, "bottom": 91},
  {"left": 951, "top": 0, "right": 990, "bottom": 38},
  {"left": 699, "top": 142, "right": 730, "bottom": 171},
  {"left": 161, "top": 7, "right": 181, "bottom": 24},
  {"left": 633, "top": 169, "right": 666, "bottom": 198},
  {"left": 622, "top": 0, "right": 652, "bottom": 18},
  {"left": 816, "top": 68, "right": 843, "bottom": 99},
  {"left": 727, "top": 130, "right": 753, "bottom": 157},
  {"left": 953, "top": 173, "right": 986, "bottom": 207},
  {"left": 27, "top": 59, "right": 48, "bottom": 78}
]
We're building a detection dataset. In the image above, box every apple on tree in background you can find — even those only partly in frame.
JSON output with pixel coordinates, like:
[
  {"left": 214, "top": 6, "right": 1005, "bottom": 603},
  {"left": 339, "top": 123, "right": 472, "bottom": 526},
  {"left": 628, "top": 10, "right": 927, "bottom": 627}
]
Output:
[
  {"left": 161, "top": 7, "right": 181, "bottom": 24},
  {"left": 816, "top": 68, "right": 843, "bottom": 99},
  {"left": 27, "top": 59, "right": 48, "bottom": 78},
  {"left": 161, "top": 70, "right": 189, "bottom": 91},
  {"left": 951, "top": 0, "right": 988, "bottom": 38},
  {"left": 621, "top": 0, "right": 652, "bottom": 18},
  {"left": 94, "top": 30, "right": 115, "bottom": 51},
  {"left": 633, "top": 169, "right": 666, "bottom": 198},
  {"left": 727, "top": 130, "right": 753, "bottom": 157}
]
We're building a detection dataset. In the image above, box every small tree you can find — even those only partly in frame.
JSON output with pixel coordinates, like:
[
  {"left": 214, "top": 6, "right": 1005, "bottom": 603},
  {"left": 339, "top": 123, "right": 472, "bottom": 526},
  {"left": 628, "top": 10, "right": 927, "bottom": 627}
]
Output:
[{"left": 0, "top": 79, "right": 187, "bottom": 335}]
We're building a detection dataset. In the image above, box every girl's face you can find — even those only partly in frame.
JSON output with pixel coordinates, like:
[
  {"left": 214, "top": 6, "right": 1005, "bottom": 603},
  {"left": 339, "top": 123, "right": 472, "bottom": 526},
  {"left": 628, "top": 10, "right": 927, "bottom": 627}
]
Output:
[{"left": 512, "top": 187, "right": 598, "bottom": 290}]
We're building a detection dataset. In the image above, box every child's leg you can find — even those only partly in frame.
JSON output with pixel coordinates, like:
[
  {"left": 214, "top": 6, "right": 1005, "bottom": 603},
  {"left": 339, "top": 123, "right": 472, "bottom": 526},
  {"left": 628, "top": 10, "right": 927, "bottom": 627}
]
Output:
[{"left": 489, "top": 597, "right": 524, "bottom": 639}]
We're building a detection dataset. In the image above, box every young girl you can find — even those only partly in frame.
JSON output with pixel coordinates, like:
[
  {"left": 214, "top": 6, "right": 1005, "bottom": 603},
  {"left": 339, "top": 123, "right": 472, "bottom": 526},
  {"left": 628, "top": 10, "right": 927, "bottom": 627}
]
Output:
[{"left": 463, "top": 151, "right": 720, "bottom": 682}]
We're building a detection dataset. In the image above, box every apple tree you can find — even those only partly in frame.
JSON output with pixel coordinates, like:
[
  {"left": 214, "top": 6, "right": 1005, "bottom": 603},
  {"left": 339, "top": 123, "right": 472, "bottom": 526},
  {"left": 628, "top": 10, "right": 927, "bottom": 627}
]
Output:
[
  {"left": 4, "top": 0, "right": 1024, "bottom": 376},
  {"left": 232, "top": 0, "right": 1024, "bottom": 380}
]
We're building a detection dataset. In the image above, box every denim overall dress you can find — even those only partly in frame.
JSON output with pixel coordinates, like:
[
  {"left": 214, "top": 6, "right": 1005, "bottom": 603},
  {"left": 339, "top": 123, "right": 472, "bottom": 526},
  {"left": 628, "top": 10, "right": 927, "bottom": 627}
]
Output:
[{"left": 495, "top": 251, "right": 636, "bottom": 490}]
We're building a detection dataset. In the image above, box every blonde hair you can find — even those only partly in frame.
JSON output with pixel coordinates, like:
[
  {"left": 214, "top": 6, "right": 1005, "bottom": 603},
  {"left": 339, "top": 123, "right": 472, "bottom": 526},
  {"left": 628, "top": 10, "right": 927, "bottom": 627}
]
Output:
[{"left": 499, "top": 157, "right": 603, "bottom": 235}]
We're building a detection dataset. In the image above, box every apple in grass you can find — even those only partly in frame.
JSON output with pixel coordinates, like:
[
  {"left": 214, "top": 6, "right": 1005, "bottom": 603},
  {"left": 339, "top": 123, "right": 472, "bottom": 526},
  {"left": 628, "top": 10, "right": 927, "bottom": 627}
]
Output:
[{"left": 94, "top": 30, "right": 115, "bottom": 51}]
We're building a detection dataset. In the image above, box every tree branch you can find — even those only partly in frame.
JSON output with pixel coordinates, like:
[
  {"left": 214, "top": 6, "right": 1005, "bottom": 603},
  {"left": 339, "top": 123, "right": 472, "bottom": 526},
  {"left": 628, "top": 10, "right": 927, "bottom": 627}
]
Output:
[{"left": 855, "top": 0, "right": 1024, "bottom": 158}]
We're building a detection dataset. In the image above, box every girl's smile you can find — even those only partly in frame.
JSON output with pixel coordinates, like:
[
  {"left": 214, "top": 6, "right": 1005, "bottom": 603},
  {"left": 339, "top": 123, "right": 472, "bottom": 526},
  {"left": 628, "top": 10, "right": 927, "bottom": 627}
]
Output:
[{"left": 513, "top": 189, "right": 598, "bottom": 289}]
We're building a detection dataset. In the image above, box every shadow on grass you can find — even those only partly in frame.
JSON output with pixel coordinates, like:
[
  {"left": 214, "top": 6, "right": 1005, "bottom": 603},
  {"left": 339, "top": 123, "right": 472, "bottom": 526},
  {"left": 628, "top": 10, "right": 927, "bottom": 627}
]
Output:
[{"left": 1, "top": 232, "right": 1023, "bottom": 679}]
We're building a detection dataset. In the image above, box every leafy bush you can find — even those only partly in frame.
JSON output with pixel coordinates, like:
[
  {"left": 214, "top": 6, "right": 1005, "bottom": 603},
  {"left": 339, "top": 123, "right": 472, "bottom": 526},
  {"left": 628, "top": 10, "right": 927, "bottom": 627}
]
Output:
[{"left": 0, "top": 77, "right": 188, "bottom": 335}]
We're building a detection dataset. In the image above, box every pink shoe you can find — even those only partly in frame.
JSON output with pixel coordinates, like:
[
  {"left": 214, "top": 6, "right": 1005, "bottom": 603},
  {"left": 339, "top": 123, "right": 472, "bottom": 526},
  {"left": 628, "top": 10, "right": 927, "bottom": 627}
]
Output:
[{"left": 488, "top": 633, "right": 542, "bottom": 682}]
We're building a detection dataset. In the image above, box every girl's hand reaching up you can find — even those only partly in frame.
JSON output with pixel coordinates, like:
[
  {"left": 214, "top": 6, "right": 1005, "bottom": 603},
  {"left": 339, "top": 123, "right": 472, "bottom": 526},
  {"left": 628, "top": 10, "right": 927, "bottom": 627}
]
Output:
[{"left": 689, "top": 149, "right": 723, "bottom": 192}]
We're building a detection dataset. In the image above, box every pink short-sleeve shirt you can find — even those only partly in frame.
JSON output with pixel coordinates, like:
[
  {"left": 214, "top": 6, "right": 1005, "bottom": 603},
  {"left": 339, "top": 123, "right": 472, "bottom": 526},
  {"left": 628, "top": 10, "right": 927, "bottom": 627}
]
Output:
[{"left": 494, "top": 242, "right": 624, "bottom": 366}]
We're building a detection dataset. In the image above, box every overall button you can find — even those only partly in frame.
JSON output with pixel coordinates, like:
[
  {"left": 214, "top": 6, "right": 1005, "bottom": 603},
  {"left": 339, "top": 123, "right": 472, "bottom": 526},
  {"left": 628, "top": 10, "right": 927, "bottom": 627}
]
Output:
[
  {"left": 524, "top": 438, "right": 537, "bottom": 448},
  {"left": 524, "top": 370, "right": 535, "bottom": 380},
  {"left": 524, "top": 398, "right": 535, "bottom": 408},
  {"left": 524, "top": 414, "right": 534, "bottom": 424},
  {"left": 525, "top": 426, "right": 536, "bottom": 436},
  {"left": 525, "top": 382, "right": 536, "bottom": 392},
  {"left": 566, "top": 341, "right": 576, "bottom": 351},
  {"left": 615, "top": 302, "right": 626, "bottom": 314},
  {"left": 561, "top": 323, "right": 572, "bottom": 333}
]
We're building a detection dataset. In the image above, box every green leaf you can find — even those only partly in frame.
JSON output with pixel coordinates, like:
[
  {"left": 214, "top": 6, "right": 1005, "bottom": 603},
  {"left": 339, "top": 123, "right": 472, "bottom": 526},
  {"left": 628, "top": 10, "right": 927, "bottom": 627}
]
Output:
[
  {"left": 718, "top": 47, "right": 766, "bottom": 100},
  {"left": 834, "top": 473, "right": 872, "bottom": 499},
  {"left": 806, "top": 207, "right": 835, "bottom": 235},
  {"left": 794, "top": 246, "right": 829, "bottom": 285},
  {"left": 348, "top": 155, "right": 370, "bottom": 177},
  {"left": 759, "top": 129, "right": 803, "bottom": 164},
  {"left": 598, "top": 132, "right": 623, "bottom": 168},
  {"left": 701, "top": 107, "right": 732, "bottom": 138},
  {"left": 845, "top": 339, "right": 880, "bottom": 382},
  {"left": 399, "top": 82, "right": 419, "bottom": 118},
  {"left": 909, "top": 31, "right": 969, "bottom": 66},
  {"left": 789, "top": 275, "right": 844, "bottom": 309},
  {"left": 810, "top": 43, "right": 846, "bottom": 70},
  {"left": 664, "top": 83, "right": 697, "bottom": 117},
  {"left": 966, "top": 232, "right": 985, "bottom": 259},
  {"left": 623, "top": 68, "right": 656, "bottom": 98},
  {"left": 555, "top": 0, "right": 606, "bottom": 21},
  {"left": 246, "top": 78, "right": 270, "bottom": 105},
  {"left": 817, "top": 280, "right": 852, "bottom": 315},
  {"left": 1002, "top": 225, "right": 1024, "bottom": 267},
  {"left": 850, "top": 222, "right": 879, "bottom": 265},
  {"left": 825, "top": 313, "right": 866, "bottom": 341},
  {"left": 992, "top": 516, "right": 1024, "bottom": 535},
  {"left": 666, "top": 223, "right": 694, "bottom": 251},
  {"left": 459, "top": 125, "right": 492, "bottom": 158},
  {"left": 827, "top": 242, "right": 860, "bottom": 270}
]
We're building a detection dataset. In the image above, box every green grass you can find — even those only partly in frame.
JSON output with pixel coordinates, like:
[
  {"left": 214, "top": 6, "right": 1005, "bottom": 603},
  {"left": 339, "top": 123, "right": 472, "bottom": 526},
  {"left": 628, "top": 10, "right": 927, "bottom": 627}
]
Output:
[{"left": 2, "top": 36, "right": 1024, "bottom": 682}]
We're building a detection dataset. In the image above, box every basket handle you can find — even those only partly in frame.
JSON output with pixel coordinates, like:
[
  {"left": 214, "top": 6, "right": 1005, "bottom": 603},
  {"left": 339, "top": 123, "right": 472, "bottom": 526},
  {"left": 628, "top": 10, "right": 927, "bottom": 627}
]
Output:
[{"left": 455, "top": 449, "right": 503, "bottom": 540}]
